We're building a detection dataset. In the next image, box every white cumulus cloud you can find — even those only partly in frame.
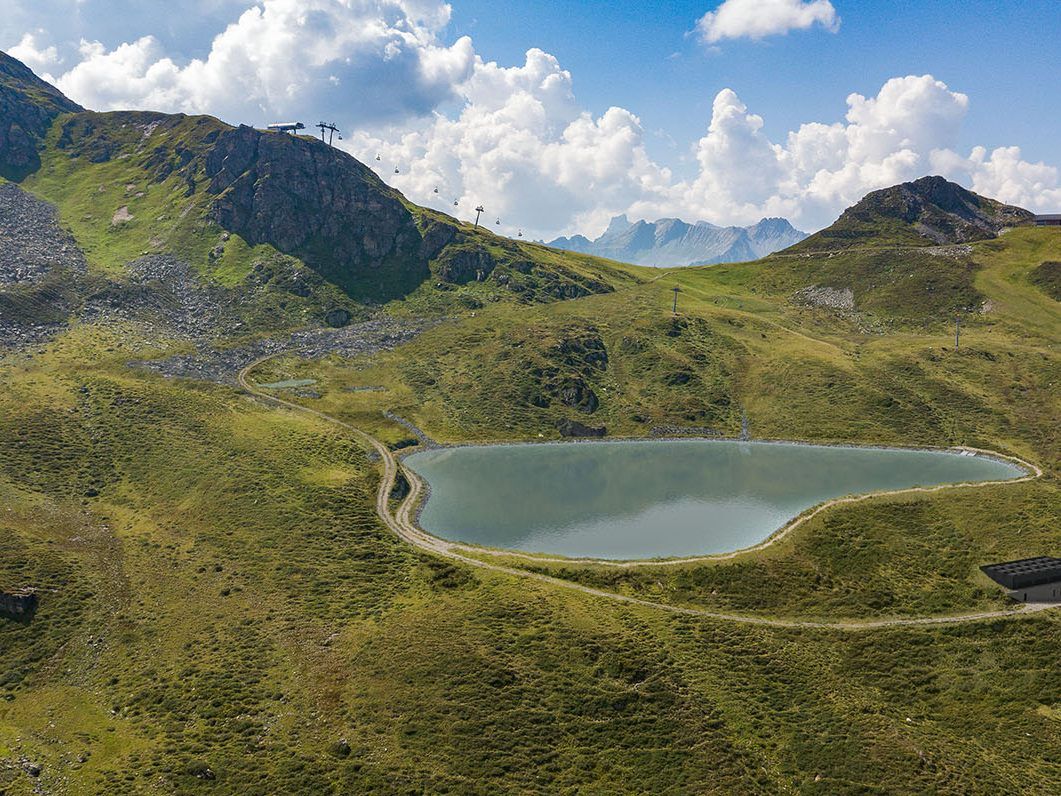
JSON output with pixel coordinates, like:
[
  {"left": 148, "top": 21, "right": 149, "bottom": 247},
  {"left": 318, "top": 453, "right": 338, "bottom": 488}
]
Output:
[
  {"left": 345, "top": 48, "right": 672, "bottom": 236},
  {"left": 697, "top": 0, "right": 840, "bottom": 44},
  {"left": 46, "top": 1, "right": 477, "bottom": 126},
  {"left": 7, "top": 31, "right": 61, "bottom": 74}
]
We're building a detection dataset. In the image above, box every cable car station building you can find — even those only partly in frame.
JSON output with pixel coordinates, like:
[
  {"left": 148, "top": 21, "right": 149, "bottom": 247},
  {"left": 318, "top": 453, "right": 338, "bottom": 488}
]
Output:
[{"left": 980, "top": 557, "right": 1061, "bottom": 603}]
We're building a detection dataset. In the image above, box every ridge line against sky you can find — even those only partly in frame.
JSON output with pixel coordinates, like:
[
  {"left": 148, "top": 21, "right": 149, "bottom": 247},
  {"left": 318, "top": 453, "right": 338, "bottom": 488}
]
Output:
[{"left": 4, "top": 0, "right": 1059, "bottom": 238}]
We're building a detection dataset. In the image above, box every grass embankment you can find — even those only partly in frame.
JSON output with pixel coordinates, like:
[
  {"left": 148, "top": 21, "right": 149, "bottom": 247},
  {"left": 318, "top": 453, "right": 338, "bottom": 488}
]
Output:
[{"left": 1, "top": 327, "right": 1060, "bottom": 793}]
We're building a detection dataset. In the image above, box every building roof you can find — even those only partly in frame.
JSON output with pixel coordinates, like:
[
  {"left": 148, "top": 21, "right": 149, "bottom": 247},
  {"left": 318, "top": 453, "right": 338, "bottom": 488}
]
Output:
[
  {"left": 1034, "top": 214, "right": 1061, "bottom": 221},
  {"left": 981, "top": 557, "right": 1061, "bottom": 589}
]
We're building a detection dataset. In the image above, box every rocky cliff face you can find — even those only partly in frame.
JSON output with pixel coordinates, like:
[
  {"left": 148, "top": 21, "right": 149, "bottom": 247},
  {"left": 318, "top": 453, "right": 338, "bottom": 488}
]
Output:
[
  {"left": 204, "top": 124, "right": 441, "bottom": 300},
  {"left": 0, "top": 52, "right": 82, "bottom": 180}
]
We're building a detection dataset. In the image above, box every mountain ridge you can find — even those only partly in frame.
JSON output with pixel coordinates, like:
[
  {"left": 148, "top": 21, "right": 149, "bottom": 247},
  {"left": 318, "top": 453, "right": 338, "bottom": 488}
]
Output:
[
  {"left": 547, "top": 215, "right": 808, "bottom": 267},
  {"left": 0, "top": 49, "right": 634, "bottom": 338}
]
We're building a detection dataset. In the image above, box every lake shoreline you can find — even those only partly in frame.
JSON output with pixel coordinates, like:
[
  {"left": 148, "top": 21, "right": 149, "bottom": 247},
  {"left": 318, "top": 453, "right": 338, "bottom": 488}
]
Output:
[{"left": 397, "top": 433, "right": 1038, "bottom": 566}]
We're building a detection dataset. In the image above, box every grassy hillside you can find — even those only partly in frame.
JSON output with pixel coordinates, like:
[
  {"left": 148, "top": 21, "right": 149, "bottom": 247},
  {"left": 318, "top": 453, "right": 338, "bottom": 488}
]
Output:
[
  {"left": 2, "top": 47, "right": 640, "bottom": 334},
  {"left": 15, "top": 108, "right": 639, "bottom": 321},
  {"left": 1, "top": 326, "right": 1059, "bottom": 794}
]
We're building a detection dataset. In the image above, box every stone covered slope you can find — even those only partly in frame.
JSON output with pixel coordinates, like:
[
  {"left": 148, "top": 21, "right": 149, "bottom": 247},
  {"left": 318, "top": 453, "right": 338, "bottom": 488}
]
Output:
[
  {"left": 0, "top": 182, "right": 91, "bottom": 345},
  {"left": 0, "top": 182, "right": 86, "bottom": 285},
  {"left": 794, "top": 175, "right": 1033, "bottom": 252},
  {"left": 0, "top": 51, "right": 82, "bottom": 180}
]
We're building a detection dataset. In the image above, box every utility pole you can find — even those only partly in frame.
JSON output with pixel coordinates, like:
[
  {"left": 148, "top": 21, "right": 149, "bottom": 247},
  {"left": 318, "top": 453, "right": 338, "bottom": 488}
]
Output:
[
  {"left": 316, "top": 122, "right": 341, "bottom": 146},
  {"left": 672, "top": 286, "right": 681, "bottom": 314},
  {"left": 474, "top": 205, "right": 485, "bottom": 229},
  {"left": 955, "top": 314, "right": 961, "bottom": 350}
]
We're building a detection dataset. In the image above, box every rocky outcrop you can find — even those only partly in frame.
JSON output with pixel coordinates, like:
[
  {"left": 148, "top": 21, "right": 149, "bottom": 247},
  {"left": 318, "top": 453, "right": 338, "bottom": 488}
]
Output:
[
  {"left": 554, "top": 376, "right": 599, "bottom": 414},
  {"left": 524, "top": 327, "right": 609, "bottom": 414},
  {"left": 557, "top": 419, "right": 606, "bottom": 438},
  {"left": 434, "top": 245, "right": 497, "bottom": 284},
  {"left": 553, "top": 330, "right": 608, "bottom": 372},
  {"left": 204, "top": 125, "right": 433, "bottom": 300},
  {"left": 1, "top": 589, "right": 38, "bottom": 621},
  {"left": 0, "top": 51, "right": 83, "bottom": 180}
]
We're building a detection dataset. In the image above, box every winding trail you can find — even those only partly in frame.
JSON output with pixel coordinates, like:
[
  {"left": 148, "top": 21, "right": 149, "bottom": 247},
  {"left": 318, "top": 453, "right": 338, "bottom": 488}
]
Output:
[{"left": 238, "top": 355, "right": 1057, "bottom": 632}]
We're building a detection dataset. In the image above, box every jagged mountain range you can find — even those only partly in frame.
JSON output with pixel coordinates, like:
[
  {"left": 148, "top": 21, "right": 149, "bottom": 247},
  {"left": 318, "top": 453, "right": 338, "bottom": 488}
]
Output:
[{"left": 547, "top": 215, "right": 808, "bottom": 267}]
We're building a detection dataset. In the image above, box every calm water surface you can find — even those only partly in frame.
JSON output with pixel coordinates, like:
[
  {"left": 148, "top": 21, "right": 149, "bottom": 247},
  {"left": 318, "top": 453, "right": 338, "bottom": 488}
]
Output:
[{"left": 404, "top": 440, "right": 1024, "bottom": 559}]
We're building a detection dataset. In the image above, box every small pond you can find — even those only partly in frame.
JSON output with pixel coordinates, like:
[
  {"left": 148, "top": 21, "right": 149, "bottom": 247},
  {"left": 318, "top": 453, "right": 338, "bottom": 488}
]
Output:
[
  {"left": 260, "top": 378, "right": 317, "bottom": 389},
  {"left": 403, "top": 439, "right": 1025, "bottom": 559}
]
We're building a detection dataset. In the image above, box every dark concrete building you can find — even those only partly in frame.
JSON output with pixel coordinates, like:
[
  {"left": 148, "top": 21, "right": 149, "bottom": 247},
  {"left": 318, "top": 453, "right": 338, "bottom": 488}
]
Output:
[
  {"left": 1033, "top": 214, "right": 1061, "bottom": 226},
  {"left": 981, "top": 557, "right": 1061, "bottom": 603}
]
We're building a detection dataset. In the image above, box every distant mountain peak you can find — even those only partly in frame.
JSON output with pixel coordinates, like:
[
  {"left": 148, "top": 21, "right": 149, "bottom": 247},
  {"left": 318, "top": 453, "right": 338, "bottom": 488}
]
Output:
[
  {"left": 547, "top": 214, "right": 807, "bottom": 267},
  {"left": 603, "top": 214, "right": 632, "bottom": 236}
]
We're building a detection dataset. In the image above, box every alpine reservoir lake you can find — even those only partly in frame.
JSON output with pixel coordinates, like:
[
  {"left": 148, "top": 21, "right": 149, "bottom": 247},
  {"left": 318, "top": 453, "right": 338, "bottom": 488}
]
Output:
[{"left": 403, "top": 439, "right": 1025, "bottom": 560}]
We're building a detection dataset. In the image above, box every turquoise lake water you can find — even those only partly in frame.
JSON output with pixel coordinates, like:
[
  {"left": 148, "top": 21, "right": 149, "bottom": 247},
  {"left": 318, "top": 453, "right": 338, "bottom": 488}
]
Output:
[
  {"left": 403, "top": 439, "right": 1024, "bottom": 559},
  {"left": 260, "top": 378, "right": 317, "bottom": 389}
]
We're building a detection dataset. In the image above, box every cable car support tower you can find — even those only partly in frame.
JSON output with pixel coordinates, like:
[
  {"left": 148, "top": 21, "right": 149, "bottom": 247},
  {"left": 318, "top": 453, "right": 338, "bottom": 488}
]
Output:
[{"left": 316, "top": 122, "right": 342, "bottom": 146}]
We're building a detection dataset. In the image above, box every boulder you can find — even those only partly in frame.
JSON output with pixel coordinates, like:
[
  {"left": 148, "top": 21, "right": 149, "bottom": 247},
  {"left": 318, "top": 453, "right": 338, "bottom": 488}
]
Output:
[
  {"left": 557, "top": 419, "right": 607, "bottom": 438},
  {"left": 325, "top": 308, "right": 352, "bottom": 328}
]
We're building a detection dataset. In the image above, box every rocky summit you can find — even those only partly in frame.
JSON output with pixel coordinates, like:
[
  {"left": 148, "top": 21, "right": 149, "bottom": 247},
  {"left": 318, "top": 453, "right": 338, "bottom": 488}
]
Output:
[
  {"left": 203, "top": 123, "right": 437, "bottom": 299},
  {"left": 795, "top": 175, "right": 1034, "bottom": 251}
]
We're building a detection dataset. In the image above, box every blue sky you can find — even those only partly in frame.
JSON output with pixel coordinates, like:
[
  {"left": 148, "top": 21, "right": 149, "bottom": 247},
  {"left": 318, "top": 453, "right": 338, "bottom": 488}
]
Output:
[
  {"left": 449, "top": 0, "right": 1059, "bottom": 168},
  {"left": 4, "top": 1, "right": 1059, "bottom": 235}
]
